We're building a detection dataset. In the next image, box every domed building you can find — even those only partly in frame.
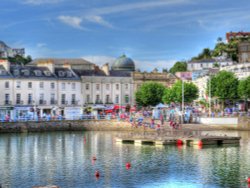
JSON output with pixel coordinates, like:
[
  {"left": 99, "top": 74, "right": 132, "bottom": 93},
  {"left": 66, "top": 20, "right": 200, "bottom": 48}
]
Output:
[{"left": 111, "top": 55, "right": 135, "bottom": 71}]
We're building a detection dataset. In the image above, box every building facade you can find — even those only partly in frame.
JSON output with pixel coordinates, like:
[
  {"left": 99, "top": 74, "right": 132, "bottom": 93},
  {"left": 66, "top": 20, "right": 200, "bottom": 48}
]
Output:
[
  {"left": 132, "top": 69, "right": 177, "bottom": 91},
  {"left": 238, "top": 41, "right": 250, "bottom": 63},
  {"left": 187, "top": 59, "right": 234, "bottom": 71},
  {"left": 0, "top": 59, "right": 82, "bottom": 120},
  {"left": 0, "top": 41, "right": 25, "bottom": 58},
  {"left": 0, "top": 55, "right": 178, "bottom": 120},
  {"left": 220, "top": 63, "right": 250, "bottom": 80},
  {"left": 175, "top": 72, "right": 192, "bottom": 80},
  {"left": 226, "top": 31, "right": 250, "bottom": 42}
]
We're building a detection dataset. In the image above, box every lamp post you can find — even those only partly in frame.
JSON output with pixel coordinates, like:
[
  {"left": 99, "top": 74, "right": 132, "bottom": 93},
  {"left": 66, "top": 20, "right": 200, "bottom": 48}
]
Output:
[
  {"left": 209, "top": 76, "right": 211, "bottom": 117},
  {"left": 182, "top": 79, "right": 184, "bottom": 114},
  {"left": 120, "top": 80, "right": 123, "bottom": 114}
]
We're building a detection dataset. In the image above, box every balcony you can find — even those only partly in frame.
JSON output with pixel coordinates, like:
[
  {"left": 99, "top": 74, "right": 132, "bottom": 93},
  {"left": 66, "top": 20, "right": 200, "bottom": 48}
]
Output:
[
  {"left": 16, "top": 100, "right": 23, "bottom": 105},
  {"left": 27, "top": 100, "right": 33, "bottom": 105},
  {"left": 61, "top": 101, "right": 68, "bottom": 105},
  {"left": 39, "top": 100, "right": 46, "bottom": 105},
  {"left": 71, "top": 100, "right": 78, "bottom": 105},
  {"left": 95, "top": 100, "right": 103, "bottom": 104},
  {"left": 105, "top": 100, "right": 113, "bottom": 104},
  {"left": 4, "top": 100, "right": 12, "bottom": 105},
  {"left": 50, "top": 100, "right": 57, "bottom": 105}
]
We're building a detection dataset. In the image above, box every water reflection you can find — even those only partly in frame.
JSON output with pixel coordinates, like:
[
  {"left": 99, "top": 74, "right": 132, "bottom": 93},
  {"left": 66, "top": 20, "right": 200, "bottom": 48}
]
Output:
[{"left": 0, "top": 131, "right": 249, "bottom": 188}]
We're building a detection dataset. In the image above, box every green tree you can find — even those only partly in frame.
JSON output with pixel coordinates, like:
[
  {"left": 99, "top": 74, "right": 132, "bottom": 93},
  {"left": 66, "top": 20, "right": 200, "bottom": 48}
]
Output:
[
  {"left": 169, "top": 61, "right": 187, "bottom": 74},
  {"left": 213, "top": 62, "right": 220, "bottom": 68},
  {"left": 213, "top": 37, "right": 250, "bottom": 62},
  {"left": 238, "top": 77, "right": 250, "bottom": 99},
  {"left": 135, "top": 82, "right": 166, "bottom": 107},
  {"left": 162, "top": 80, "right": 198, "bottom": 104},
  {"left": 8, "top": 55, "right": 32, "bottom": 65},
  {"left": 162, "top": 68, "right": 168, "bottom": 73},
  {"left": 191, "top": 48, "right": 213, "bottom": 61},
  {"left": 208, "top": 71, "right": 238, "bottom": 108}
]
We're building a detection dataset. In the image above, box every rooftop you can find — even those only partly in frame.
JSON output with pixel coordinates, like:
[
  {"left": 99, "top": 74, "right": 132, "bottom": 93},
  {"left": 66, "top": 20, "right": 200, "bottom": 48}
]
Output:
[{"left": 30, "top": 58, "right": 94, "bottom": 65}]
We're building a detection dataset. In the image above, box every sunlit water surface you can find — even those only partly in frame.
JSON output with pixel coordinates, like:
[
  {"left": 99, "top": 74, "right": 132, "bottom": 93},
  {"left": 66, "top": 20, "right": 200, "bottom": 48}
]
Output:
[{"left": 0, "top": 131, "right": 250, "bottom": 188}]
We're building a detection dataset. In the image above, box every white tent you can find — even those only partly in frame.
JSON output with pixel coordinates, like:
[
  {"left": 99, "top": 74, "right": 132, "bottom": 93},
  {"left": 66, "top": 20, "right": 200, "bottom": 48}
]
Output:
[
  {"left": 155, "top": 103, "right": 168, "bottom": 108},
  {"left": 92, "top": 105, "right": 106, "bottom": 110}
]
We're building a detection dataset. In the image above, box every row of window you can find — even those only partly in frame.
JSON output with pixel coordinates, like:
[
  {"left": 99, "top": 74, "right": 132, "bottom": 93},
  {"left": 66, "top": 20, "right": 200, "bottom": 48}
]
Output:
[
  {"left": 4, "top": 81, "right": 76, "bottom": 90},
  {"left": 85, "top": 83, "right": 129, "bottom": 90},
  {"left": 4, "top": 82, "right": 130, "bottom": 91},
  {"left": 4, "top": 94, "right": 130, "bottom": 105},
  {"left": 85, "top": 94, "right": 130, "bottom": 104},
  {"left": 4, "top": 93, "right": 77, "bottom": 105}
]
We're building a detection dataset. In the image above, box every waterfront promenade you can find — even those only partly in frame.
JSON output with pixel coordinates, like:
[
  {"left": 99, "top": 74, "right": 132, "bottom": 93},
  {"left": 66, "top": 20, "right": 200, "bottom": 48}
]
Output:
[{"left": 0, "top": 116, "right": 249, "bottom": 134}]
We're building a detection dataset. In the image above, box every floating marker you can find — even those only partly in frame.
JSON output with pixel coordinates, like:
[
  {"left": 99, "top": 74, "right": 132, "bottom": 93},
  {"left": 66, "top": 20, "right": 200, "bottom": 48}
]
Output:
[
  {"left": 95, "top": 171, "right": 100, "bottom": 178},
  {"left": 176, "top": 139, "right": 183, "bottom": 145},
  {"left": 126, "top": 162, "right": 131, "bottom": 169}
]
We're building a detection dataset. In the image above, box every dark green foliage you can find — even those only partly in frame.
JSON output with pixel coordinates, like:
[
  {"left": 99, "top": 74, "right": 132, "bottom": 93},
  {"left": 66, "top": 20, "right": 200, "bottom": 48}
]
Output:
[
  {"left": 238, "top": 76, "right": 250, "bottom": 99},
  {"left": 169, "top": 61, "right": 187, "bottom": 74},
  {"left": 191, "top": 48, "right": 213, "bottom": 61},
  {"left": 8, "top": 55, "right": 32, "bottom": 65},
  {"left": 162, "top": 80, "right": 198, "bottom": 104},
  {"left": 135, "top": 82, "right": 166, "bottom": 106},
  {"left": 208, "top": 71, "right": 238, "bottom": 100}
]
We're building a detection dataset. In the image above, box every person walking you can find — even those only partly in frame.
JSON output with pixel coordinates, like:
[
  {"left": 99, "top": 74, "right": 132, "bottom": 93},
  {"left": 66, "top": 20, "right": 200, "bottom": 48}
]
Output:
[{"left": 160, "top": 114, "right": 164, "bottom": 126}]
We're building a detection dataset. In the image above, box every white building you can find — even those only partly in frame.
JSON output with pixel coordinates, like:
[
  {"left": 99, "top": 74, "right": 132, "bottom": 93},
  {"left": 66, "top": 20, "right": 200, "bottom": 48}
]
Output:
[
  {"left": 0, "top": 41, "right": 25, "bottom": 58},
  {"left": 187, "top": 59, "right": 234, "bottom": 71},
  {"left": 220, "top": 63, "right": 250, "bottom": 80},
  {"left": 193, "top": 76, "right": 209, "bottom": 101},
  {"left": 0, "top": 56, "right": 136, "bottom": 120},
  {"left": 80, "top": 65, "right": 133, "bottom": 106},
  {"left": 0, "top": 59, "right": 82, "bottom": 120}
]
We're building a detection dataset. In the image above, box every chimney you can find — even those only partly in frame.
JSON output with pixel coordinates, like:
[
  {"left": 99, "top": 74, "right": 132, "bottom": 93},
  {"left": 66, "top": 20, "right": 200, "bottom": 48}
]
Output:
[
  {"left": 0, "top": 59, "right": 10, "bottom": 72},
  {"left": 101, "top": 63, "right": 110, "bottom": 76},
  {"left": 37, "top": 59, "right": 55, "bottom": 73},
  {"left": 62, "top": 63, "right": 71, "bottom": 69}
]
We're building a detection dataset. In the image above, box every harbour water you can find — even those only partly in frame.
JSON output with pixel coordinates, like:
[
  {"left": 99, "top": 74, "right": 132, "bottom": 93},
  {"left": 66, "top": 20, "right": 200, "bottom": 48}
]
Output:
[{"left": 0, "top": 131, "right": 250, "bottom": 188}]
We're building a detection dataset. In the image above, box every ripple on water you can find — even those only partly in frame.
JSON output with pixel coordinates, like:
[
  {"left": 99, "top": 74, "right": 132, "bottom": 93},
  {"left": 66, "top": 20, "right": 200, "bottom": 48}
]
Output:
[{"left": 0, "top": 131, "right": 249, "bottom": 188}]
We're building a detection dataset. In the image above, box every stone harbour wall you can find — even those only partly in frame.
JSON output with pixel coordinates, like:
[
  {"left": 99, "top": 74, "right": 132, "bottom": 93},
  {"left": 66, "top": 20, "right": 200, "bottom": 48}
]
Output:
[{"left": 0, "top": 119, "right": 156, "bottom": 133}]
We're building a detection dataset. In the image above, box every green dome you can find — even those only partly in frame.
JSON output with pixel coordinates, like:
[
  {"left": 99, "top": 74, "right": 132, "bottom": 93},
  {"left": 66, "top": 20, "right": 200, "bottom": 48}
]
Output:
[{"left": 111, "top": 55, "right": 135, "bottom": 71}]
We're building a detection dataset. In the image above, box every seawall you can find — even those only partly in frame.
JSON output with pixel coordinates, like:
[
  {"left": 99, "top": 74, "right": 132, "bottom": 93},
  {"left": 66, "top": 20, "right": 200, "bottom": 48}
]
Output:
[
  {"left": 0, "top": 116, "right": 249, "bottom": 134},
  {"left": 0, "top": 120, "right": 156, "bottom": 133}
]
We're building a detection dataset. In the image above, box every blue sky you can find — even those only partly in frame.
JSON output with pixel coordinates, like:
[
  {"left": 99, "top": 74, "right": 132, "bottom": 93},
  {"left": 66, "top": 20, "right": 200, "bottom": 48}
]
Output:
[{"left": 1, "top": 0, "right": 250, "bottom": 71}]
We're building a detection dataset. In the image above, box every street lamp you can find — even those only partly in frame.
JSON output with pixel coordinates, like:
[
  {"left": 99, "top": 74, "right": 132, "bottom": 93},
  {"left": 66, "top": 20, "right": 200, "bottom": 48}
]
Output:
[
  {"left": 182, "top": 79, "right": 184, "bottom": 115},
  {"left": 209, "top": 76, "right": 211, "bottom": 117}
]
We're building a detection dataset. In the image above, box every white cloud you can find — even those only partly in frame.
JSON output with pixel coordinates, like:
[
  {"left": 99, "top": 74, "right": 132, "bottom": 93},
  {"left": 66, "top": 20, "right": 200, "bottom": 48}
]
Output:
[
  {"left": 135, "top": 59, "right": 176, "bottom": 72},
  {"left": 56, "top": 0, "right": 191, "bottom": 30},
  {"left": 81, "top": 55, "right": 116, "bottom": 67},
  {"left": 58, "top": 15, "right": 86, "bottom": 30},
  {"left": 58, "top": 15, "right": 113, "bottom": 29},
  {"left": 36, "top": 43, "right": 47, "bottom": 48},
  {"left": 92, "top": 0, "right": 192, "bottom": 15},
  {"left": 85, "top": 15, "right": 113, "bottom": 28},
  {"left": 23, "top": 0, "right": 63, "bottom": 5},
  {"left": 81, "top": 55, "right": 176, "bottom": 72}
]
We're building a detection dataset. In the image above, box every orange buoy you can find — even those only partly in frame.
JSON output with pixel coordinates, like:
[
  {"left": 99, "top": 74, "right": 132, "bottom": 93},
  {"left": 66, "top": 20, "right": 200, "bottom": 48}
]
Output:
[
  {"left": 176, "top": 139, "right": 183, "bottom": 145},
  {"left": 92, "top": 156, "right": 97, "bottom": 160},
  {"left": 126, "top": 162, "right": 131, "bottom": 169},
  {"left": 95, "top": 170, "right": 100, "bottom": 178}
]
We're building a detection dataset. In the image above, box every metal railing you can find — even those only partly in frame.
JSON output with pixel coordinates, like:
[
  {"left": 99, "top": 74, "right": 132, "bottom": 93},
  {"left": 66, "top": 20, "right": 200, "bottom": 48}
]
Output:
[{"left": 4, "top": 100, "right": 12, "bottom": 105}]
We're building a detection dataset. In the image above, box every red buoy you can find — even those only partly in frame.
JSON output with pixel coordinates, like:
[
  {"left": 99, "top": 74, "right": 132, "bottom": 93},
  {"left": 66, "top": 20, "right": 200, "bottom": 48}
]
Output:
[
  {"left": 176, "top": 139, "right": 183, "bottom": 145},
  {"left": 197, "top": 140, "right": 203, "bottom": 146},
  {"left": 247, "top": 177, "right": 250, "bottom": 184},
  {"left": 95, "top": 171, "right": 100, "bottom": 178},
  {"left": 126, "top": 162, "right": 131, "bottom": 169}
]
